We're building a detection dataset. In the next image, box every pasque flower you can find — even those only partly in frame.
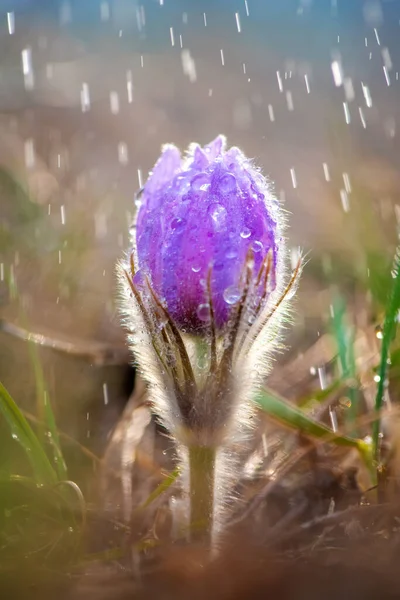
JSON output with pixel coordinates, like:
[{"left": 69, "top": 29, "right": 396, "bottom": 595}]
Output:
[
  {"left": 118, "top": 136, "right": 300, "bottom": 543},
  {"left": 135, "top": 135, "right": 280, "bottom": 332}
]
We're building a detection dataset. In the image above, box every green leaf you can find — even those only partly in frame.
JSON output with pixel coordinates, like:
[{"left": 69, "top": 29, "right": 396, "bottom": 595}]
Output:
[
  {"left": 373, "top": 248, "right": 400, "bottom": 460},
  {"left": 298, "top": 379, "right": 343, "bottom": 410},
  {"left": 0, "top": 381, "right": 57, "bottom": 485},
  {"left": 137, "top": 467, "right": 180, "bottom": 511},
  {"left": 255, "top": 389, "right": 360, "bottom": 449},
  {"left": 254, "top": 390, "right": 375, "bottom": 480},
  {"left": 330, "top": 295, "right": 359, "bottom": 434},
  {"left": 6, "top": 272, "right": 67, "bottom": 481},
  {"left": 27, "top": 339, "right": 68, "bottom": 481}
]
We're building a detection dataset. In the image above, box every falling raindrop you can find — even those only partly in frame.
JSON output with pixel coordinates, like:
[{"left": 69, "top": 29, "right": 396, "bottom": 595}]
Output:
[
  {"left": 60, "top": 1, "right": 72, "bottom": 25},
  {"left": 290, "top": 168, "right": 297, "bottom": 188},
  {"left": 235, "top": 12, "right": 241, "bottom": 33},
  {"left": 276, "top": 70, "right": 283, "bottom": 92},
  {"left": 118, "top": 142, "right": 129, "bottom": 165},
  {"left": 343, "top": 77, "right": 355, "bottom": 101},
  {"left": 359, "top": 107, "right": 367, "bottom": 128},
  {"left": 126, "top": 70, "right": 134, "bottom": 103},
  {"left": 21, "top": 48, "right": 34, "bottom": 90},
  {"left": 103, "top": 382, "right": 109, "bottom": 405},
  {"left": 7, "top": 12, "right": 15, "bottom": 35},
  {"left": 286, "top": 91, "right": 294, "bottom": 111},
  {"left": 331, "top": 60, "right": 343, "bottom": 87},
  {"left": 110, "top": 91, "right": 120, "bottom": 114},
  {"left": 24, "top": 139, "right": 35, "bottom": 168},
  {"left": 343, "top": 102, "right": 351, "bottom": 124},
  {"left": 81, "top": 83, "right": 90, "bottom": 112},
  {"left": 268, "top": 104, "right": 275, "bottom": 122},
  {"left": 383, "top": 66, "right": 391, "bottom": 86},
  {"left": 181, "top": 49, "right": 197, "bottom": 82},
  {"left": 362, "top": 83, "right": 372, "bottom": 107},
  {"left": 318, "top": 365, "right": 327, "bottom": 390},
  {"left": 340, "top": 189, "right": 350, "bottom": 212},
  {"left": 342, "top": 173, "right": 352, "bottom": 193}
]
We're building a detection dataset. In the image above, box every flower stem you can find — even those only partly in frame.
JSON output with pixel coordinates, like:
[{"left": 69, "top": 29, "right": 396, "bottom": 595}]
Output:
[{"left": 188, "top": 445, "right": 216, "bottom": 543}]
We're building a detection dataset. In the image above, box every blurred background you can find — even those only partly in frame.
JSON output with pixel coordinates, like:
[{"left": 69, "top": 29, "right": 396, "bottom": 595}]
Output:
[{"left": 0, "top": 0, "right": 399, "bottom": 499}]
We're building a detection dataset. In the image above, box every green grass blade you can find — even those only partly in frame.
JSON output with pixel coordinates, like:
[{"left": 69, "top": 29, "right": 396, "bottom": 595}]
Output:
[
  {"left": 255, "top": 389, "right": 375, "bottom": 481},
  {"left": 331, "top": 295, "right": 359, "bottom": 433},
  {"left": 298, "top": 379, "right": 343, "bottom": 410},
  {"left": 137, "top": 467, "right": 180, "bottom": 511},
  {"left": 6, "top": 271, "right": 67, "bottom": 481},
  {"left": 0, "top": 381, "right": 57, "bottom": 485},
  {"left": 255, "top": 389, "right": 360, "bottom": 449},
  {"left": 373, "top": 248, "right": 400, "bottom": 461},
  {"left": 27, "top": 340, "right": 68, "bottom": 480}
]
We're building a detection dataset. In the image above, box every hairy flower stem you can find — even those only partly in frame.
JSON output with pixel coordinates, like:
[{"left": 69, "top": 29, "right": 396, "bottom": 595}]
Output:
[{"left": 188, "top": 445, "right": 216, "bottom": 544}]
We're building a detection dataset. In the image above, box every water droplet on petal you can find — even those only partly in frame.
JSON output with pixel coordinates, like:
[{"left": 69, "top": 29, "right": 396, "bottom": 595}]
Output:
[
  {"left": 197, "top": 303, "right": 211, "bottom": 322},
  {"left": 225, "top": 247, "right": 237, "bottom": 259},
  {"left": 191, "top": 173, "right": 209, "bottom": 191},
  {"left": 213, "top": 261, "right": 224, "bottom": 271},
  {"left": 171, "top": 217, "right": 186, "bottom": 230},
  {"left": 252, "top": 240, "right": 263, "bottom": 253},
  {"left": 132, "top": 269, "right": 145, "bottom": 288},
  {"left": 209, "top": 203, "right": 227, "bottom": 230},
  {"left": 191, "top": 265, "right": 201, "bottom": 273},
  {"left": 174, "top": 174, "right": 190, "bottom": 193},
  {"left": 240, "top": 227, "right": 252, "bottom": 239},
  {"left": 218, "top": 173, "right": 236, "bottom": 193},
  {"left": 223, "top": 285, "right": 241, "bottom": 305}
]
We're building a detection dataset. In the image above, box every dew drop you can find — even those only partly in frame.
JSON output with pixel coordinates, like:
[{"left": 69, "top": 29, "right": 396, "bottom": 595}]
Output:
[
  {"left": 213, "top": 261, "right": 224, "bottom": 271},
  {"left": 197, "top": 303, "right": 211, "bottom": 322},
  {"left": 225, "top": 247, "right": 237, "bottom": 259},
  {"left": 210, "top": 203, "right": 227, "bottom": 225},
  {"left": 191, "top": 173, "right": 209, "bottom": 191},
  {"left": 174, "top": 174, "right": 190, "bottom": 193},
  {"left": 132, "top": 269, "right": 144, "bottom": 288},
  {"left": 223, "top": 286, "right": 241, "bottom": 305},
  {"left": 218, "top": 173, "right": 236, "bottom": 193},
  {"left": 191, "top": 265, "right": 201, "bottom": 273},
  {"left": 252, "top": 240, "right": 263, "bottom": 253},
  {"left": 240, "top": 227, "right": 252, "bottom": 239},
  {"left": 171, "top": 217, "right": 186, "bottom": 230}
]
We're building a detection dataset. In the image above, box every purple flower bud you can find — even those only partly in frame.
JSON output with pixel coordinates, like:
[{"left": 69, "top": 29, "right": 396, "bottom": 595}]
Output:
[{"left": 135, "top": 136, "right": 282, "bottom": 333}]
